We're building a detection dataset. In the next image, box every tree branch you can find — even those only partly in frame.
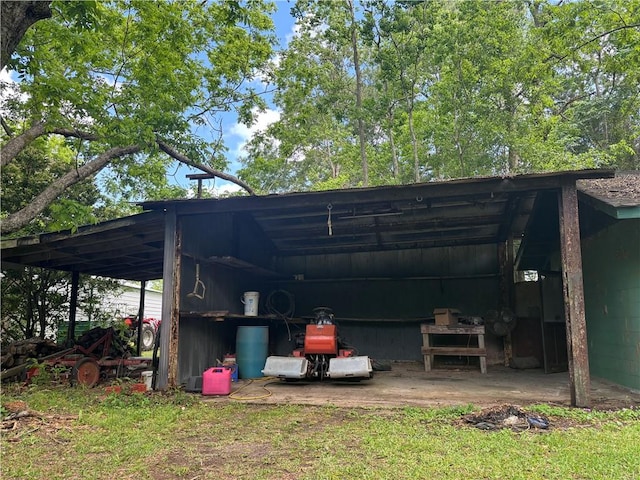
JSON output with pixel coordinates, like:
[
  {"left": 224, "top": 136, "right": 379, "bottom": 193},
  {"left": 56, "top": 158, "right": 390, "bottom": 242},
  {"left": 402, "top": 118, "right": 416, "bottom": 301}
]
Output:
[
  {"left": 50, "top": 128, "right": 100, "bottom": 141},
  {"left": 1, "top": 123, "right": 100, "bottom": 167},
  {"left": 547, "top": 24, "right": 640, "bottom": 63},
  {"left": 1, "top": 115, "right": 14, "bottom": 136},
  {"left": 1, "top": 145, "right": 141, "bottom": 234},
  {"left": 156, "top": 138, "right": 255, "bottom": 195},
  {"left": 0, "top": 121, "right": 46, "bottom": 167}
]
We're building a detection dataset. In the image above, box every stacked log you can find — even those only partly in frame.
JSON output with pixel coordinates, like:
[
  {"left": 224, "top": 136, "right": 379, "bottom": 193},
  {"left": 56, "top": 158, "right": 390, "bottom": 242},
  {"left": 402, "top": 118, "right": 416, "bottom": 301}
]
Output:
[{"left": 1, "top": 338, "right": 63, "bottom": 371}]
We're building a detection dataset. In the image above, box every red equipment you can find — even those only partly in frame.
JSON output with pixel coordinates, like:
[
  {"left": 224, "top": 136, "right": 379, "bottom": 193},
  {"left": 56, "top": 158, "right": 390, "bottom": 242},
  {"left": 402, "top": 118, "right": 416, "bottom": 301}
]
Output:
[{"left": 263, "top": 307, "right": 372, "bottom": 381}]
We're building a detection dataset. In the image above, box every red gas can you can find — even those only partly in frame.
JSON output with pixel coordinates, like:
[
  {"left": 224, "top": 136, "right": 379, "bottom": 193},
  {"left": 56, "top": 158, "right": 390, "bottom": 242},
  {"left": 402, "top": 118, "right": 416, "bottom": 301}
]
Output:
[{"left": 202, "top": 367, "right": 232, "bottom": 396}]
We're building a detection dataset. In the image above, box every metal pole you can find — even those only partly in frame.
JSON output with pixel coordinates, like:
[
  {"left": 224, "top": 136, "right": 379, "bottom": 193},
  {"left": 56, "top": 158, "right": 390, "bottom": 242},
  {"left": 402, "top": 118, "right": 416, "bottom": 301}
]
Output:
[
  {"left": 67, "top": 271, "right": 80, "bottom": 343},
  {"left": 136, "top": 280, "right": 147, "bottom": 355}
]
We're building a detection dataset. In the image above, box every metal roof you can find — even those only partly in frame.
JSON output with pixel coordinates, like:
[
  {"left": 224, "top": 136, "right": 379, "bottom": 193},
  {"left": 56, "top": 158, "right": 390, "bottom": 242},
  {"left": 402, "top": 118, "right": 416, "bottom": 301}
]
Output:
[
  {"left": 1, "top": 169, "right": 615, "bottom": 280},
  {"left": 577, "top": 171, "right": 640, "bottom": 219},
  {"left": 1, "top": 211, "right": 166, "bottom": 281}
]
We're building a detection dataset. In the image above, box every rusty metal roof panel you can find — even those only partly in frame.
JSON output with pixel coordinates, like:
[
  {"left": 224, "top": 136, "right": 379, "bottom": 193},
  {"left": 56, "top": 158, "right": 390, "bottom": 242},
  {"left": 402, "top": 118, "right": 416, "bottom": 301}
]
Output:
[{"left": 1, "top": 169, "right": 616, "bottom": 279}]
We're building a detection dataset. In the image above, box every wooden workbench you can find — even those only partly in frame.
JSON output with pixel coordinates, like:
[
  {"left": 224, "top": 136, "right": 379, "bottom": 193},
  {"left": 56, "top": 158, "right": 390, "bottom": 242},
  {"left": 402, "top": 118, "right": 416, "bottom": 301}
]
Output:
[{"left": 421, "top": 324, "right": 487, "bottom": 374}]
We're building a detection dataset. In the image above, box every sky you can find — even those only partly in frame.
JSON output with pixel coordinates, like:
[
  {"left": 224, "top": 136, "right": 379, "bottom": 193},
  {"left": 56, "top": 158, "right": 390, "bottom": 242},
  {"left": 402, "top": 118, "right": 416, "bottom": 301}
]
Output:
[{"left": 178, "top": 1, "right": 297, "bottom": 196}]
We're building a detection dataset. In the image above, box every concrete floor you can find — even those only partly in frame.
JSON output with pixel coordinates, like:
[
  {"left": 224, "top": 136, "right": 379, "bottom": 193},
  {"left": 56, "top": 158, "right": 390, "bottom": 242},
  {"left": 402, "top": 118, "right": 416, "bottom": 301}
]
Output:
[{"left": 213, "top": 362, "right": 640, "bottom": 410}]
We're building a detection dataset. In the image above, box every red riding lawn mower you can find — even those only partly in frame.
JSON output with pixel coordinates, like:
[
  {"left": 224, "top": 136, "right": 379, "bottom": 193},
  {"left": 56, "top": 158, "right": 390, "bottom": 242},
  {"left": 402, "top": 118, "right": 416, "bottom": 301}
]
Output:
[{"left": 263, "top": 307, "right": 372, "bottom": 381}]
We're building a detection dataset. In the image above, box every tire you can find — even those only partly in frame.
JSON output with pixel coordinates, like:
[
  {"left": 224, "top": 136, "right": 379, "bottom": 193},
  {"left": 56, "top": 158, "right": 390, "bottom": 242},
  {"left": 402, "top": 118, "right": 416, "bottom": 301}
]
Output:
[
  {"left": 140, "top": 324, "right": 156, "bottom": 351},
  {"left": 71, "top": 357, "right": 100, "bottom": 387}
]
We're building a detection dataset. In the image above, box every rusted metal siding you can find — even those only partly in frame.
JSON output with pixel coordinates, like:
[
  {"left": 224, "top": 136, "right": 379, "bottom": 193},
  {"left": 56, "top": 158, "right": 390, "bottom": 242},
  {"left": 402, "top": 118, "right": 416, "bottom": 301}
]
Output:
[
  {"left": 273, "top": 277, "right": 500, "bottom": 320},
  {"left": 582, "top": 219, "right": 640, "bottom": 390},
  {"left": 276, "top": 244, "right": 498, "bottom": 278}
]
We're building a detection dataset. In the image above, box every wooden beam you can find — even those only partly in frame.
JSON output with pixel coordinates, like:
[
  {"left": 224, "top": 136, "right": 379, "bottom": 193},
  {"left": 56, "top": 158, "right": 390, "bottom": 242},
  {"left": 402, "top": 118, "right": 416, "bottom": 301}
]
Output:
[
  {"left": 276, "top": 235, "right": 499, "bottom": 256},
  {"left": 158, "top": 209, "right": 180, "bottom": 390},
  {"left": 558, "top": 180, "right": 590, "bottom": 407},
  {"left": 168, "top": 222, "right": 182, "bottom": 388}
]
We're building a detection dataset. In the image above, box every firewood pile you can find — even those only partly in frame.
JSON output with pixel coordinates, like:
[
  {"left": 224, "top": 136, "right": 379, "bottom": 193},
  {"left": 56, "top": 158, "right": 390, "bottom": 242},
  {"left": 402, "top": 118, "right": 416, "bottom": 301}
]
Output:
[{"left": 1, "top": 338, "right": 64, "bottom": 371}]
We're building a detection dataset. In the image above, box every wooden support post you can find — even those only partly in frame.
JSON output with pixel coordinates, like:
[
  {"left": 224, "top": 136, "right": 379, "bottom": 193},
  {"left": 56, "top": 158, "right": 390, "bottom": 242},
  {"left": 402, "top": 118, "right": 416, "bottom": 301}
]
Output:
[
  {"left": 136, "top": 280, "right": 147, "bottom": 356},
  {"left": 67, "top": 271, "right": 80, "bottom": 342},
  {"left": 498, "top": 239, "right": 515, "bottom": 367},
  {"left": 158, "top": 209, "right": 181, "bottom": 390},
  {"left": 558, "top": 180, "right": 590, "bottom": 407},
  {"left": 168, "top": 225, "right": 182, "bottom": 388}
]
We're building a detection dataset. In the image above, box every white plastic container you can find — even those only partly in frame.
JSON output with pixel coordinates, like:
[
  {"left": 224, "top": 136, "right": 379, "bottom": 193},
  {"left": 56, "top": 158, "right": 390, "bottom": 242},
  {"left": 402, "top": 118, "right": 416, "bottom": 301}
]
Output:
[
  {"left": 141, "top": 371, "right": 153, "bottom": 390},
  {"left": 262, "top": 356, "right": 309, "bottom": 379},
  {"left": 241, "top": 291, "right": 259, "bottom": 316},
  {"left": 327, "top": 356, "right": 373, "bottom": 379}
]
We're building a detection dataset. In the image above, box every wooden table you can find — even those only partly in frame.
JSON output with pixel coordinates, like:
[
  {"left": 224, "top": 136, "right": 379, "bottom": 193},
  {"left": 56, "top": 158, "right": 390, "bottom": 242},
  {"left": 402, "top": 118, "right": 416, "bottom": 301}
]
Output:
[{"left": 421, "top": 324, "right": 487, "bottom": 373}]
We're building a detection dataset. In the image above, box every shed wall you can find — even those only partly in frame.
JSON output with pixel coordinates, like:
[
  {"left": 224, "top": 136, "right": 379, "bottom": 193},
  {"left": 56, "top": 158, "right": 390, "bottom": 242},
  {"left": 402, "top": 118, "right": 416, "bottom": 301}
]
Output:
[{"left": 583, "top": 219, "right": 640, "bottom": 390}]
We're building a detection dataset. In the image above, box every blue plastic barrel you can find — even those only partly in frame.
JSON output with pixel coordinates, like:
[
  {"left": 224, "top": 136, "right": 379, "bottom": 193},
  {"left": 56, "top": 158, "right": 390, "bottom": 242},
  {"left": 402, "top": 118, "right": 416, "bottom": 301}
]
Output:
[{"left": 236, "top": 326, "right": 269, "bottom": 379}]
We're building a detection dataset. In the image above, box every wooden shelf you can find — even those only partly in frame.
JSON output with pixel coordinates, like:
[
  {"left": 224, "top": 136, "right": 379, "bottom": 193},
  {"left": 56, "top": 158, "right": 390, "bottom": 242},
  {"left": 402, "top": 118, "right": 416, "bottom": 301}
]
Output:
[
  {"left": 179, "top": 311, "right": 304, "bottom": 323},
  {"left": 421, "top": 323, "right": 487, "bottom": 374},
  {"left": 207, "top": 256, "right": 287, "bottom": 278}
]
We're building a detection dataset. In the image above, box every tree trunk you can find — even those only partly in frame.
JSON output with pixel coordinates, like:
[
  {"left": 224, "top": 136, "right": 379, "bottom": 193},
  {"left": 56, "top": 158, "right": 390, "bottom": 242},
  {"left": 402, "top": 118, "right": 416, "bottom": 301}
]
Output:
[
  {"left": 408, "top": 103, "right": 419, "bottom": 182},
  {"left": 347, "top": 0, "right": 368, "bottom": 187},
  {"left": 388, "top": 115, "right": 399, "bottom": 181},
  {"left": 1, "top": 1, "right": 52, "bottom": 70},
  {"left": 1, "top": 145, "right": 141, "bottom": 234}
]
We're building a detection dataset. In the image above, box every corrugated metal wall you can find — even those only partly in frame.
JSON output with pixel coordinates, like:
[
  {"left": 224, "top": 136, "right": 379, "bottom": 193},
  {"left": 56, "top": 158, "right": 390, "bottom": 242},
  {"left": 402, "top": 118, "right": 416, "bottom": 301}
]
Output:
[
  {"left": 583, "top": 218, "right": 640, "bottom": 390},
  {"left": 176, "top": 214, "right": 511, "bottom": 385}
]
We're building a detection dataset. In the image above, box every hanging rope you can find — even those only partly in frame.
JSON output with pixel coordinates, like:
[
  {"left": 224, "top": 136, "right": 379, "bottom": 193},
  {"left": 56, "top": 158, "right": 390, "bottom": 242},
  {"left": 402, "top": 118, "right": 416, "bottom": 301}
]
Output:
[{"left": 327, "top": 203, "right": 333, "bottom": 236}]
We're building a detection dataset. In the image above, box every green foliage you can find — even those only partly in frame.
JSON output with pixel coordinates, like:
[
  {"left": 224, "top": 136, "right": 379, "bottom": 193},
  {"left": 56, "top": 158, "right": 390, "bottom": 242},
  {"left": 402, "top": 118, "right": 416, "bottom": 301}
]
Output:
[
  {"left": 241, "top": 0, "right": 640, "bottom": 192},
  {"left": 0, "top": 266, "right": 122, "bottom": 343},
  {"left": 2, "top": 0, "right": 276, "bottom": 233}
]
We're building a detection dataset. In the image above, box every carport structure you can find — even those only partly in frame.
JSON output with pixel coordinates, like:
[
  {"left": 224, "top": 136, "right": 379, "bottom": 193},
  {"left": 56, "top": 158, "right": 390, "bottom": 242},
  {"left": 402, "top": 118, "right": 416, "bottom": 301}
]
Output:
[{"left": 1, "top": 169, "right": 618, "bottom": 407}]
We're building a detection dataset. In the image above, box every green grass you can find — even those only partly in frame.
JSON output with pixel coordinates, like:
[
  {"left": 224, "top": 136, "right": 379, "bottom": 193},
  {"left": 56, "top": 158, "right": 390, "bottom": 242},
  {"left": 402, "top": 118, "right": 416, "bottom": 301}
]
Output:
[{"left": 1, "top": 383, "right": 638, "bottom": 480}]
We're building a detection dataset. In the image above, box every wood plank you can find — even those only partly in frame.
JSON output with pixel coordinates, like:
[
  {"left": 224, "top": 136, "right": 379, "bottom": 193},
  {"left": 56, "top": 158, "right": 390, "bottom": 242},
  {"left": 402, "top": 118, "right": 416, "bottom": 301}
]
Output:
[
  {"left": 157, "top": 209, "right": 178, "bottom": 390},
  {"left": 421, "top": 325, "right": 485, "bottom": 335},
  {"left": 421, "top": 347, "right": 487, "bottom": 356},
  {"left": 207, "top": 255, "right": 285, "bottom": 278},
  {"left": 478, "top": 334, "right": 487, "bottom": 374}
]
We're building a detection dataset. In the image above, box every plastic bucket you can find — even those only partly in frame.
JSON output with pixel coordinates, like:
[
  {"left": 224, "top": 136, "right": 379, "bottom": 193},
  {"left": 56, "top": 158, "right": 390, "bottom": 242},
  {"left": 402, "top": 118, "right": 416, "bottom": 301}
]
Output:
[
  {"left": 141, "top": 371, "right": 153, "bottom": 391},
  {"left": 202, "top": 367, "right": 232, "bottom": 396},
  {"left": 236, "top": 326, "right": 268, "bottom": 379},
  {"left": 241, "top": 291, "right": 260, "bottom": 316}
]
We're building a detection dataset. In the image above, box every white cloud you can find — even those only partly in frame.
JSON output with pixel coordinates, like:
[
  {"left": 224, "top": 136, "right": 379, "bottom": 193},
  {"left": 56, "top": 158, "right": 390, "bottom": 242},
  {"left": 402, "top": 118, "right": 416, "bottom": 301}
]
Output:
[
  {"left": 229, "top": 107, "right": 281, "bottom": 157},
  {"left": 210, "top": 182, "right": 243, "bottom": 197},
  {"left": 0, "top": 68, "right": 13, "bottom": 83},
  {"left": 0, "top": 68, "right": 28, "bottom": 118},
  {"left": 285, "top": 21, "right": 302, "bottom": 45}
]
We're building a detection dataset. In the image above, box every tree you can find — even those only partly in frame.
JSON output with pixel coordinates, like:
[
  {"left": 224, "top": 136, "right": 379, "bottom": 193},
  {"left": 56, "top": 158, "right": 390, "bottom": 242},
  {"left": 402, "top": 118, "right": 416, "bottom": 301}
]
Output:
[
  {"left": 240, "top": 0, "right": 638, "bottom": 191},
  {"left": 0, "top": 1, "right": 52, "bottom": 70},
  {"left": 1, "top": 0, "right": 276, "bottom": 235}
]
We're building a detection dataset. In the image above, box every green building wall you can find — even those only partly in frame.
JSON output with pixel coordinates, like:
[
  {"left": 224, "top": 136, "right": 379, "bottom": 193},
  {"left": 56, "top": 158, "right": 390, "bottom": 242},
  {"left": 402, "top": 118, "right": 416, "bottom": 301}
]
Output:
[{"left": 582, "top": 219, "right": 640, "bottom": 391}]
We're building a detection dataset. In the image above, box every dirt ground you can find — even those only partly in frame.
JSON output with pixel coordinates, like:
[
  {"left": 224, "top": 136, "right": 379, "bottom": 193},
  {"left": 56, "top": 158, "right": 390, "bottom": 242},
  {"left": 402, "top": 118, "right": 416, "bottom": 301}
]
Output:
[{"left": 204, "top": 362, "right": 640, "bottom": 410}]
